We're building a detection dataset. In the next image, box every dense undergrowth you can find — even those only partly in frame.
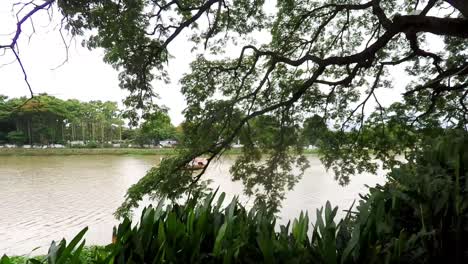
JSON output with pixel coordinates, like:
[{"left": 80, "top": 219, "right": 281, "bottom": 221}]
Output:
[{"left": 2, "top": 133, "right": 467, "bottom": 263}]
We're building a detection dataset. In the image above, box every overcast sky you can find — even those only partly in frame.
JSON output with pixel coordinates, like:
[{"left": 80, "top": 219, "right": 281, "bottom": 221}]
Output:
[{"left": 0, "top": 1, "right": 194, "bottom": 125}]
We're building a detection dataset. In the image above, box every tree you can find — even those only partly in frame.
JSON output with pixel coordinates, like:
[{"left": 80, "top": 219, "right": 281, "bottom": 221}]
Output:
[
  {"left": 1, "top": 0, "right": 467, "bottom": 216},
  {"left": 136, "top": 110, "right": 176, "bottom": 146},
  {"left": 0, "top": 95, "right": 127, "bottom": 145},
  {"left": 302, "top": 115, "right": 328, "bottom": 146}
]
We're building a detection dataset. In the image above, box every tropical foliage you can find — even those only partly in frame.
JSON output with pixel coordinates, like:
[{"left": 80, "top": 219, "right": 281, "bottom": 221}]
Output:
[
  {"left": 133, "top": 110, "right": 179, "bottom": 146},
  {"left": 0, "top": 94, "right": 124, "bottom": 145}
]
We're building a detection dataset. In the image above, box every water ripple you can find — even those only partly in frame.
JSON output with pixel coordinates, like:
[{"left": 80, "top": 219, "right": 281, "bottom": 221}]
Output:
[{"left": 0, "top": 155, "right": 385, "bottom": 256}]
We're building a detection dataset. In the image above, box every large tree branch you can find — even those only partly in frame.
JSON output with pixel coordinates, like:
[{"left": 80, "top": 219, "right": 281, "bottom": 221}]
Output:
[
  {"left": 160, "top": 0, "right": 222, "bottom": 50},
  {"left": 0, "top": 0, "right": 55, "bottom": 49},
  {"left": 266, "top": 15, "right": 468, "bottom": 68},
  {"left": 393, "top": 15, "right": 468, "bottom": 38},
  {"left": 445, "top": 0, "right": 468, "bottom": 17},
  {"left": 0, "top": 0, "right": 55, "bottom": 97}
]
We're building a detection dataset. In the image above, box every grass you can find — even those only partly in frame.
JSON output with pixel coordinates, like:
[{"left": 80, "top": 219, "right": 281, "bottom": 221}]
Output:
[
  {"left": 0, "top": 147, "right": 319, "bottom": 156},
  {"left": 5, "top": 246, "right": 104, "bottom": 264},
  {"left": 223, "top": 148, "right": 319, "bottom": 155},
  {"left": 0, "top": 148, "right": 178, "bottom": 156},
  {"left": 303, "top": 148, "right": 319, "bottom": 154}
]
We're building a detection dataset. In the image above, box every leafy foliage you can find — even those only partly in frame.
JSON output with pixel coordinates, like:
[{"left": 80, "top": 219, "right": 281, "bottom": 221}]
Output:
[
  {"left": 0, "top": 94, "right": 178, "bottom": 146},
  {"left": 134, "top": 110, "right": 176, "bottom": 146},
  {"left": 302, "top": 115, "right": 328, "bottom": 146},
  {"left": 343, "top": 130, "right": 468, "bottom": 263},
  {"left": 0, "top": 94, "right": 124, "bottom": 145},
  {"left": 6, "top": 131, "right": 27, "bottom": 146}
]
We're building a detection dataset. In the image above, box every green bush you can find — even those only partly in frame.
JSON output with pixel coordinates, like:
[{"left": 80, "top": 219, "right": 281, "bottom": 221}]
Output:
[
  {"left": 6, "top": 131, "right": 27, "bottom": 145},
  {"left": 101, "top": 142, "right": 113, "bottom": 148},
  {"left": 341, "top": 131, "right": 468, "bottom": 263},
  {"left": 85, "top": 141, "right": 98, "bottom": 148}
]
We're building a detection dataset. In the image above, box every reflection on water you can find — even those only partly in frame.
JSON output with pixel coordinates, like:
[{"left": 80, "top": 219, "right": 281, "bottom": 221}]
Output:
[{"left": 0, "top": 155, "right": 385, "bottom": 255}]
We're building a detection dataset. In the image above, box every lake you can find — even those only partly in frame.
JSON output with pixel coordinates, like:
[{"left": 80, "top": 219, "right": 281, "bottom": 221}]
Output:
[{"left": 0, "top": 155, "right": 385, "bottom": 255}]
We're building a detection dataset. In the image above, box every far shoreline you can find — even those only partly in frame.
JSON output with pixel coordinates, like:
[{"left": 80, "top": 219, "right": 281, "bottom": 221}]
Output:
[{"left": 0, "top": 148, "right": 319, "bottom": 156}]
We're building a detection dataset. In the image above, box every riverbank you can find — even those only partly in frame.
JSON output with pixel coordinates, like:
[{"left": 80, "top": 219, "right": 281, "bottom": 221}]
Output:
[
  {"left": 0, "top": 148, "right": 318, "bottom": 156},
  {"left": 6, "top": 246, "right": 103, "bottom": 263},
  {"left": 0, "top": 148, "right": 177, "bottom": 156}
]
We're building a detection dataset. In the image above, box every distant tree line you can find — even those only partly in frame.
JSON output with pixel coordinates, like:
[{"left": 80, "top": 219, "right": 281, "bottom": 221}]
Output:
[
  {"left": 0, "top": 93, "right": 375, "bottom": 150},
  {"left": 0, "top": 94, "right": 179, "bottom": 146},
  {"left": 233, "top": 114, "right": 327, "bottom": 150}
]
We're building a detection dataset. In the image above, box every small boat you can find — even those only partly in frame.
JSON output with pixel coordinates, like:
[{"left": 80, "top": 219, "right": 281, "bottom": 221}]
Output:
[
  {"left": 112, "top": 227, "right": 117, "bottom": 244},
  {"left": 185, "top": 157, "right": 208, "bottom": 171}
]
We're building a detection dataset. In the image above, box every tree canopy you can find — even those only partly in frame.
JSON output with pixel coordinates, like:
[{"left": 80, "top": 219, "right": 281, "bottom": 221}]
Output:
[
  {"left": 0, "top": 94, "right": 125, "bottom": 145},
  {"left": 133, "top": 109, "right": 177, "bottom": 146},
  {"left": 1, "top": 0, "right": 467, "bottom": 216},
  {"left": 0, "top": 94, "right": 177, "bottom": 146}
]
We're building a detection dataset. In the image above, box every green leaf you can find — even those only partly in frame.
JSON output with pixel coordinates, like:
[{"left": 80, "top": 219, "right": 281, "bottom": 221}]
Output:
[
  {"left": 57, "top": 227, "right": 88, "bottom": 264},
  {"left": 27, "top": 259, "right": 42, "bottom": 264},
  {"left": 0, "top": 255, "right": 12, "bottom": 264},
  {"left": 213, "top": 222, "right": 228, "bottom": 256},
  {"left": 70, "top": 240, "right": 86, "bottom": 264}
]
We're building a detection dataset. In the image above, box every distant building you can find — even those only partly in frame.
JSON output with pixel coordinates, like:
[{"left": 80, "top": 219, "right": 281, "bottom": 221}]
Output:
[
  {"left": 231, "top": 139, "right": 243, "bottom": 148},
  {"left": 159, "top": 139, "right": 178, "bottom": 147},
  {"left": 70, "top": 141, "right": 85, "bottom": 146}
]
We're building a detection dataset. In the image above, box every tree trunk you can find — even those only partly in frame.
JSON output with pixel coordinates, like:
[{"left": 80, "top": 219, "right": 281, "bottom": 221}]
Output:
[
  {"left": 92, "top": 123, "right": 95, "bottom": 141},
  {"left": 82, "top": 122, "right": 85, "bottom": 143},
  {"left": 109, "top": 125, "right": 113, "bottom": 142},
  {"left": 28, "top": 119, "right": 32, "bottom": 145},
  {"left": 101, "top": 123, "right": 104, "bottom": 143},
  {"left": 52, "top": 119, "right": 56, "bottom": 143},
  {"left": 71, "top": 123, "right": 75, "bottom": 141}
]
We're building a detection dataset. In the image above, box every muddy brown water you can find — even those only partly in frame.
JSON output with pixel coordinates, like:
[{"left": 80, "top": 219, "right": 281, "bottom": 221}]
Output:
[{"left": 0, "top": 155, "right": 385, "bottom": 255}]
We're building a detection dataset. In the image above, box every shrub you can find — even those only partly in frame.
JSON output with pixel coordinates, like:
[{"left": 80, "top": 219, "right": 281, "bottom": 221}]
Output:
[
  {"left": 119, "top": 142, "right": 129, "bottom": 148},
  {"left": 85, "top": 141, "right": 98, "bottom": 148},
  {"left": 6, "top": 131, "right": 27, "bottom": 145},
  {"left": 101, "top": 142, "right": 113, "bottom": 148},
  {"left": 341, "top": 131, "right": 468, "bottom": 263}
]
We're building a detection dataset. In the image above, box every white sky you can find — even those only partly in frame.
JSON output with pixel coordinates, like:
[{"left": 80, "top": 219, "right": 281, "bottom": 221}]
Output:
[
  {"left": 0, "top": 1, "right": 192, "bottom": 125},
  {"left": 0, "top": 1, "right": 446, "bottom": 126}
]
